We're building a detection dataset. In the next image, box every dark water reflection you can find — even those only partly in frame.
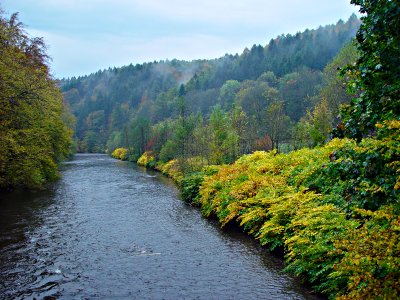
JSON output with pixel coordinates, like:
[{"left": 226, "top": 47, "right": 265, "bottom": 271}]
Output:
[{"left": 0, "top": 154, "right": 322, "bottom": 299}]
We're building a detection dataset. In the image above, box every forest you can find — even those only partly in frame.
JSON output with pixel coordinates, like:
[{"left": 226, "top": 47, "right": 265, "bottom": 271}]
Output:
[
  {"left": 170, "top": 2, "right": 398, "bottom": 299},
  {"left": 61, "top": 14, "right": 360, "bottom": 159}
]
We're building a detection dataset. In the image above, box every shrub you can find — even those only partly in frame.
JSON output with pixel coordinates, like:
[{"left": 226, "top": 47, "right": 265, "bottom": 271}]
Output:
[
  {"left": 111, "top": 148, "right": 128, "bottom": 160},
  {"left": 156, "top": 159, "right": 183, "bottom": 183},
  {"left": 180, "top": 172, "right": 205, "bottom": 204},
  {"left": 305, "top": 129, "right": 399, "bottom": 212},
  {"left": 137, "top": 151, "right": 156, "bottom": 168},
  {"left": 333, "top": 206, "right": 400, "bottom": 299},
  {"left": 197, "top": 137, "right": 400, "bottom": 298},
  {"left": 284, "top": 201, "right": 359, "bottom": 295}
]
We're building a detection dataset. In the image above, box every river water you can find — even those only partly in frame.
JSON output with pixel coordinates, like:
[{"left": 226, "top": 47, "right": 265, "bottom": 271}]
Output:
[{"left": 0, "top": 154, "right": 321, "bottom": 299}]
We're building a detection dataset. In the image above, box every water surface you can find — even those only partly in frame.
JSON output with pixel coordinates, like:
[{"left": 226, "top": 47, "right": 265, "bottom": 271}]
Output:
[{"left": 0, "top": 154, "right": 321, "bottom": 299}]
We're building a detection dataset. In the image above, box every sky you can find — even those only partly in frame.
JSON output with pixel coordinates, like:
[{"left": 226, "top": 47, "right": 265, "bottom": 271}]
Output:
[{"left": 1, "top": 0, "right": 360, "bottom": 79}]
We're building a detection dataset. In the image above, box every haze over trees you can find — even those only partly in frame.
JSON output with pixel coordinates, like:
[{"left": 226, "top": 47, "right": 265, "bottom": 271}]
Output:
[
  {"left": 61, "top": 15, "right": 360, "bottom": 159},
  {"left": 0, "top": 11, "right": 74, "bottom": 190}
]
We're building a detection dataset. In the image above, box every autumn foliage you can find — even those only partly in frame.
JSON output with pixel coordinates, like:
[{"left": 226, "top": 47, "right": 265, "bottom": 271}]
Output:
[
  {"left": 0, "top": 12, "right": 74, "bottom": 189},
  {"left": 191, "top": 137, "right": 399, "bottom": 298},
  {"left": 111, "top": 147, "right": 128, "bottom": 160}
]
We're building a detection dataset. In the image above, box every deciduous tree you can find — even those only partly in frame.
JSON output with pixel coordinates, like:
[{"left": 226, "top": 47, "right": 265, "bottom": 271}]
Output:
[{"left": 336, "top": 0, "right": 400, "bottom": 140}]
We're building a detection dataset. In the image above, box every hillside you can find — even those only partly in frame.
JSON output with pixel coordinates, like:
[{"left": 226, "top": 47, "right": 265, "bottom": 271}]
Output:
[{"left": 61, "top": 15, "right": 360, "bottom": 155}]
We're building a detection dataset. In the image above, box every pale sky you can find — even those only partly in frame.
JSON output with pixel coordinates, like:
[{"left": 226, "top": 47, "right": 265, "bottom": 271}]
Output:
[{"left": 2, "top": 0, "right": 360, "bottom": 79}]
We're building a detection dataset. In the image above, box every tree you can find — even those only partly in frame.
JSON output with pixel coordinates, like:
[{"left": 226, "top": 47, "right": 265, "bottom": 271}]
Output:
[
  {"left": 218, "top": 80, "right": 241, "bottom": 110},
  {"left": 82, "top": 110, "right": 106, "bottom": 151},
  {"left": 110, "top": 104, "right": 130, "bottom": 132},
  {"left": 265, "top": 101, "right": 291, "bottom": 151},
  {"left": 257, "top": 71, "right": 278, "bottom": 87},
  {"left": 0, "top": 11, "right": 73, "bottom": 189},
  {"left": 174, "top": 113, "right": 197, "bottom": 171},
  {"left": 128, "top": 117, "right": 151, "bottom": 157},
  {"left": 147, "top": 119, "right": 174, "bottom": 160},
  {"left": 308, "top": 98, "right": 333, "bottom": 146},
  {"left": 291, "top": 120, "right": 313, "bottom": 150},
  {"left": 192, "top": 116, "right": 210, "bottom": 163},
  {"left": 279, "top": 68, "right": 323, "bottom": 122},
  {"left": 208, "top": 106, "right": 239, "bottom": 164},
  {"left": 106, "top": 131, "right": 124, "bottom": 153},
  {"left": 236, "top": 81, "right": 278, "bottom": 138},
  {"left": 320, "top": 42, "right": 358, "bottom": 124},
  {"left": 230, "top": 105, "right": 249, "bottom": 156},
  {"left": 336, "top": 0, "right": 400, "bottom": 140}
]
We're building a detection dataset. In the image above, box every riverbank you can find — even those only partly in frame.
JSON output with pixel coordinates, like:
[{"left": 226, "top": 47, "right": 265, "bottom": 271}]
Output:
[{"left": 128, "top": 135, "right": 400, "bottom": 299}]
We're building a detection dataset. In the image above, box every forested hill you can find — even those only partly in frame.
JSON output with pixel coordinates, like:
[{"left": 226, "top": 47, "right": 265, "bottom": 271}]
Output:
[{"left": 61, "top": 14, "right": 360, "bottom": 154}]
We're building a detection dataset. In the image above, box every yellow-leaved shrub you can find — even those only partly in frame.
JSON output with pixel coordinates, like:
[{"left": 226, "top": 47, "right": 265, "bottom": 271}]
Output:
[
  {"left": 156, "top": 159, "right": 183, "bottom": 183},
  {"left": 137, "top": 151, "right": 156, "bottom": 168},
  {"left": 333, "top": 206, "right": 400, "bottom": 299},
  {"left": 196, "top": 137, "right": 400, "bottom": 298},
  {"left": 111, "top": 148, "right": 128, "bottom": 160}
]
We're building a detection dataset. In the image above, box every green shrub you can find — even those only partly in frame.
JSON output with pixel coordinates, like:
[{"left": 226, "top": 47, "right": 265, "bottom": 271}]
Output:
[
  {"left": 180, "top": 172, "right": 205, "bottom": 204},
  {"left": 284, "top": 201, "right": 359, "bottom": 295},
  {"left": 305, "top": 129, "right": 399, "bottom": 212}
]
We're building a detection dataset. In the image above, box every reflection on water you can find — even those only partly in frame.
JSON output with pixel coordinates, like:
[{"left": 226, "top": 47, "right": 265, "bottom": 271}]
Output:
[{"left": 0, "top": 154, "right": 322, "bottom": 299}]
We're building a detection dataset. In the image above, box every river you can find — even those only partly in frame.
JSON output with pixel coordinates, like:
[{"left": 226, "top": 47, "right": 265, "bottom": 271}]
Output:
[{"left": 0, "top": 154, "right": 322, "bottom": 299}]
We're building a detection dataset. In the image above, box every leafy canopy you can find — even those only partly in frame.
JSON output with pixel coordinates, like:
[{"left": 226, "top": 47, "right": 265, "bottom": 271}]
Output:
[
  {"left": 0, "top": 11, "right": 73, "bottom": 189},
  {"left": 336, "top": 0, "right": 400, "bottom": 140}
]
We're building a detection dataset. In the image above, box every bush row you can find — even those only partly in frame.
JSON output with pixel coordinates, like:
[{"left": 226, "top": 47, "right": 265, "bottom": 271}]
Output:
[
  {"left": 115, "top": 132, "right": 399, "bottom": 299},
  {"left": 181, "top": 137, "right": 400, "bottom": 299}
]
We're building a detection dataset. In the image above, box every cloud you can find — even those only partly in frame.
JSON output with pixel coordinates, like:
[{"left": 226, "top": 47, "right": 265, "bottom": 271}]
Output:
[
  {"left": 6, "top": 0, "right": 358, "bottom": 27},
  {"left": 30, "top": 28, "right": 250, "bottom": 78},
  {"left": 133, "top": 0, "right": 357, "bottom": 26},
  {"left": 3, "top": 0, "right": 359, "bottom": 78}
]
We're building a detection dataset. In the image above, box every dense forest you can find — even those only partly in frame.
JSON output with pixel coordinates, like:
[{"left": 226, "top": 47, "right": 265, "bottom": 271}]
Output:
[
  {"left": 61, "top": 14, "right": 360, "bottom": 160},
  {"left": 0, "top": 11, "right": 74, "bottom": 190}
]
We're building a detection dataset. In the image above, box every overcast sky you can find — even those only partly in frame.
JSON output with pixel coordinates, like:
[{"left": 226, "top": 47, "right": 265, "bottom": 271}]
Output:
[{"left": 2, "top": 0, "right": 360, "bottom": 79}]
